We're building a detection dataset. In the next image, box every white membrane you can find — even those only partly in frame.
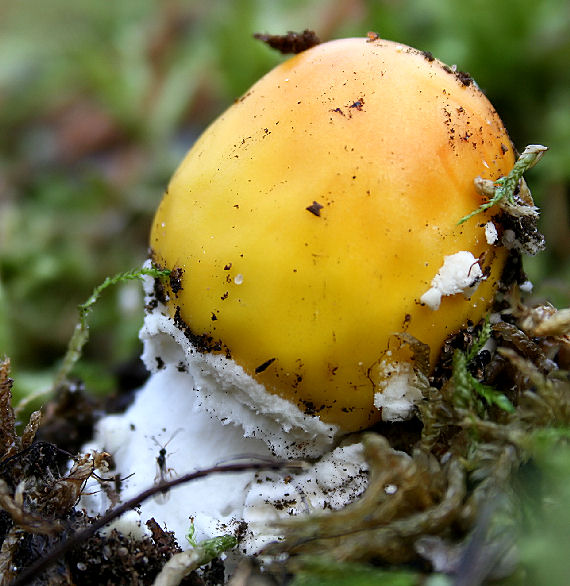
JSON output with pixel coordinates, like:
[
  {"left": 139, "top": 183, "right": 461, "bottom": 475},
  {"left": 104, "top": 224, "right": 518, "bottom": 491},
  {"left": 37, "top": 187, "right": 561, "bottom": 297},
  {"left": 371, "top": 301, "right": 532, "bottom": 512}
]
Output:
[{"left": 79, "top": 267, "right": 367, "bottom": 553}]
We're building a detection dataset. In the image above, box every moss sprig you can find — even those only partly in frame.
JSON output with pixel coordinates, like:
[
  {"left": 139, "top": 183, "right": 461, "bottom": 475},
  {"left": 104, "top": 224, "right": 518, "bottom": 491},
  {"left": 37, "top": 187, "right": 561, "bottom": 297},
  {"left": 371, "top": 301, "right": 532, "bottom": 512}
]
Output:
[
  {"left": 452, "top": 316, "right": 515, "bottom": 414},
  {"left": 52, "top": 266, "right": 170, "bottom": 391},
  {"left": 458, "top": 144, "right": 547, "bottom": 225},
  {"left": 159, "top": 530, "right": 237, "bottom": 584}
]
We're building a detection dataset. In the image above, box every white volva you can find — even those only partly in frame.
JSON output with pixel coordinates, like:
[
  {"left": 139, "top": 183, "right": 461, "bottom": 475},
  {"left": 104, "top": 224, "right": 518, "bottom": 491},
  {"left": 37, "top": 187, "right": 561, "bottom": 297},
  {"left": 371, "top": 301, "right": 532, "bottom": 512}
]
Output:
[{"left": 80, "top": 269, "right": 368, "bottom": 552}]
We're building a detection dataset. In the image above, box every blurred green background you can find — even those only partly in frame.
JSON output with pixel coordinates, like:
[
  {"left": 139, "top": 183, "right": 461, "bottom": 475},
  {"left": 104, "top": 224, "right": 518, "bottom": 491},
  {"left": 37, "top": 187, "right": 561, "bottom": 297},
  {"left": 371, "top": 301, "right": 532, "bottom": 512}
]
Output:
[{"left": 0, "top": 0, "right": 568, "bottom": 395}]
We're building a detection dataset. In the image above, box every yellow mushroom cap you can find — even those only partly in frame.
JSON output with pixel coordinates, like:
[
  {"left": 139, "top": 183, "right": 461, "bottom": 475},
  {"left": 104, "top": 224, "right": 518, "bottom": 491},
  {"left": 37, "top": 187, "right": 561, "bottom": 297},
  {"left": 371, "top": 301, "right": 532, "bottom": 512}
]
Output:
[{"left": 150, "top": 37, "right": 514, "bottom": 432}]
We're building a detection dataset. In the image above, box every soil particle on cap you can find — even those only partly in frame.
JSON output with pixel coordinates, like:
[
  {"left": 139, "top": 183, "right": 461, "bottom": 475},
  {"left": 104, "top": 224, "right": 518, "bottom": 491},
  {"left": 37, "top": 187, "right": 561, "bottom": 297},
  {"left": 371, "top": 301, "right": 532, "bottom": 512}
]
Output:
[
  {"left": 147, "top": 253, "right": 169, "bottom": 307},
  {"left": 169, "top": 267, "right": 184, "bottom": 295},
  {"left": 299, "top": 399, "right": 326, "bottom": 416},
  {"left": 291, "top": 373, "right": 303, "bottom": 388},
  {"left": 306, "top": 201, "right": 324, "bottom": 217},
  {"left": 149, "top": 274, "right": 167, "bottom": 308},
  {"left": 253, "top": 30, "right": 320, "bottom": 54},
  {"left": 331, "top": 99, "right": 365, "bottom": 120},
  {"left": 173, "top": 306, "right": 230, "bottom": 357},
  {"left": 349, "top": 98, "right": 365, "bottom": 111},
  {"left": 454, "top": 70, "right": 474, "bottom": 86},
  {"left": 442, "top": 64, "right": 474, "bottom": 86},
  {"left": 255, "top": 357, "right": 276, "bottom": 374}
]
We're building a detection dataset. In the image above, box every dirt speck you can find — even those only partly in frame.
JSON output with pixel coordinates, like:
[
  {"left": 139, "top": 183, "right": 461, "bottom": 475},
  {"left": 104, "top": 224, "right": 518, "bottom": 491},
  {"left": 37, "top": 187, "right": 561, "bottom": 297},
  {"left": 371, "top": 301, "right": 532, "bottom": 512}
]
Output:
[
  {"left": 173, "top": 306, "right": 230, "bottom": 356},
  {"left": 306, "top": 201, "right": 324, "bottom": 217},
  {"left": 442, "top": 65, "right": 474, "bottom": 86},
  {"left": 349, "top": 98, "right": 365, "bottom": 111},
  {"left": 255, "top": 357, "right": 276, "bottom": 374},
  {"left": 169, "top": 267, "right": 183, "bottom": 295},
  {"left": 253, "top": 30, "right": 320, "bottom": 54}
]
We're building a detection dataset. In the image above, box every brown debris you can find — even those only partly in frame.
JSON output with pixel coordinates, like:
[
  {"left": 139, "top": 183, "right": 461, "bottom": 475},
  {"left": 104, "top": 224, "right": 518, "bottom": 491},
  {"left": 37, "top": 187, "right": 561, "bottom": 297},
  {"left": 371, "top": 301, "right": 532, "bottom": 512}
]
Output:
[
  {"left": 43, "top": 453, "right": 111, "bottom": 517},
  {"left": 169, "top": 267, "right": 184, "bottom": 296},
  {"left": 493, "top": 321, "right": 553, "bottom": 373},
  {"left": 0, "top": 358, "right": 18, "bottom": 461},
  {"left": 442, "top": 65, "right": 474, "bottom": 87},
  {"left": 253, "top": 30, "right": 320, "bottom": 55},
  {"left": 67, "top": 527, "right": 189, "bottom": 586},
  {"left": 518, "top": 303, "right": 570, "bottom": 338},
  {"left": 37, "top": 382, "right": 100, "bottom": 456},
  {"left": 146, "top": 518, "right": 182, "bottom": 557},
  {"left": 0, "top": 479, "right": 64, "bottom": 535},
  {"left": 173, "top": 306, "right": 230, "bottom": 356},
  {"left": 0, "top": 527, "right": 23, "bottom": 584},
  {"left": 20, "top": 411, "right": 42, "bottom": 453},
  {"left": 255, "top": 358, "right": 276, "bottom": 374},
  {"left": 306, "top": 201, "right": 324, "bottom": 217}
]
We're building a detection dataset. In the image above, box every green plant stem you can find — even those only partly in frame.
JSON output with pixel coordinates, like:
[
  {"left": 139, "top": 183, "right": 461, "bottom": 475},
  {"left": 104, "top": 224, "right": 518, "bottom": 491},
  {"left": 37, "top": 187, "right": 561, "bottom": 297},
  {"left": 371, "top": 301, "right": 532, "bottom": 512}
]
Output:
[{"left": 52, "top": 266, "right": 170, "bottom": 391}]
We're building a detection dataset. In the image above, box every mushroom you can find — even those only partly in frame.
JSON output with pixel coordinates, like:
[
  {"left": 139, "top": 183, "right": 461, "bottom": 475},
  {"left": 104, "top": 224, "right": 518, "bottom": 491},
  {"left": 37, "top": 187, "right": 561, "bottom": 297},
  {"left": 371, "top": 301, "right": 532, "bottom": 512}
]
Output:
[{"left": 82, "top": 36, "right": 516, "bottom": 552}]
